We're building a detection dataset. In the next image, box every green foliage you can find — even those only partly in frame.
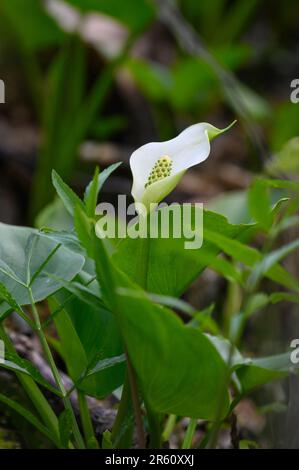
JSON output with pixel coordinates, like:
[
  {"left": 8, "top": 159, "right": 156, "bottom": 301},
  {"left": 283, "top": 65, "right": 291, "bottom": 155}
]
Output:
[
  {"left": 1, "top": 167, "right": 299, "bottom": 448},
  {"left": 0, "top": 223, "right": 84, "bottom": 315},
  {"left": 1, "top": 0, "right": 299, "bottom": 449},
  {"left": 0, "top": 0, "right": 65, "bottom": 51},
  {"left": 65, "top": 0, "right": 154, "bottom": 32}
]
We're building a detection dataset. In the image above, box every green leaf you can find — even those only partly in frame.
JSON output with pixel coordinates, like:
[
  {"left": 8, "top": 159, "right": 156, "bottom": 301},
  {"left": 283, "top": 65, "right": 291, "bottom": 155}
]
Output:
[
  {"left": 198, "top": 219, "right": 299, "bottom": 292},
  {"left": 46, "top": 274, "right": 104, "bottom": 311},
  {"left": 65, "top": 0, "right": 154, "bottom": 32},
  {"left": 51, "top": 288, "right": 125, "bottom": 399},
  {"left": 268, "top": 137, "right": 299, "bottom": 175},
  {"left": 86, "top": 354, "right": 126, "bottom": 377},
  {"left": 0, "top": 0, "right": 65, "bottom": 51},
  {"left": 248, "top": 239, "right": 299, "bottom": 290},
  {"left": 32, "top": 38, "right": 87, "bottom": 215},
  {"left": 270, "top": 292, "right": 299, "bottom": 304},
  {"left": 209, "top": 337, "right": 298, "bottom": 396},
  {"left": 235, "top": 353, "right": 296, "bottom": 394},
  {"left": 0, "top": 223, "right": 85, "bottom": 315},
  {"left": 115, "top": 279, "right": 230, "bottom": 420},
  {"left": 257, "top": 178, "right": 299, "bottom": 192},
  {"left": 203, "top": 227, "right": 259, "bottom": 266},
  {"left": 84, "top": 167, "right": 100, "bottom": 217},
  {"left": 244, "top": 293, "right": 269, "bottom": 317},
  {"left": 0, "top": 282, "right": 34, "bottom": 326},
  {"left": 207, "top": 190, "right": 250, "bottom": 225},
  {"left": 1, "top": 352, "right": 61, "bottom": 396},
  {"left": 59, "top": 409, "right": 73, "bottom": 448},
  {"left": 0, "top": 393, "right": 58, "bottom": 445},
  {"left": 248, "top": 179, "right": 273, "bottom": 230},
  {"left": 84, "top": 163, "right": 122, "bottom": 217},
  {"left": 52, "top": 170, "right": 85, "bottom": 217},
  {"left": 0, "top": 283, "right": 24, "bottom": 314},
  {"left": 82, "top": 210, "right": 231, "bottom": 419},
  {"left": 118, "top": 288, "right": 196, "bottom": 317},
  {"left": 35, "top": 198, "right": 73, "bottom": 232},
  {"left": 113, "top": 209, "right": 251, "bottom": 297}
]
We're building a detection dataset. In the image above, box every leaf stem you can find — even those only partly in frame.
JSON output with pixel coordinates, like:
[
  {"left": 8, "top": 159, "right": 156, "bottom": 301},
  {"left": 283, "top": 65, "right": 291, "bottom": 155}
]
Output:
[
  {"left": 126, "top": 350, "right": 146, "bottom": 448},
  {"left": 111, "top": 373, "right": 134, "bottom": 448},
  {"left": 162, "top": 414, "right": 176, "bottom": 443},
  {"left": 134, "top": 216, "right": 162, "bottom": 448},
  {"left": 182, "top": 418, "right": 197, "bottom": 449},
  {"left": 0, "top": 323, "right": 61, "bottom": 447},
  {"left": 77, "top": 390, "right": 99, "bottom": 448},
  {"left": 28, "top": 288, "right": 85, "bottom": 449}
]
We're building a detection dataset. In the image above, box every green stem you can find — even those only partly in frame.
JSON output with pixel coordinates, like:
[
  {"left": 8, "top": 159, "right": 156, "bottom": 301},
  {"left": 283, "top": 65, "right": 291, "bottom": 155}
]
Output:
[
  {"left": 182, "top": 419, "right": 197, "bottom": 449},
  {"left": 77, "top": 391, "right": 99, "bottom": 448},
  {"left": 111, "top": 373, "right": 134, "bottom": 448},
  {"left": 136, "top": 222, "right": 162, "bottom": 448},
  {"left": 0, "top": 324, "right": 60, "bottom": 447},
  {"left": 126, "top": 351, "right": 146, "bottom": 448},
  {"left": 28, "top": 288, "right": 85, "bottom": 449},
  {"left": 146, "top": 400, "right": 161, "bottom": 448},
  {"left": 162, "top": 414, "right": 176, "bottom": 443}
]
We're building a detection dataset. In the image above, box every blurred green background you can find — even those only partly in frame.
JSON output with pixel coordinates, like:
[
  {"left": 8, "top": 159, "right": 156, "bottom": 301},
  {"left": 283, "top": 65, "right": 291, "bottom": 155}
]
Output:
[{"left": 0, "top": 0, "right": 299, "bottom": 226}]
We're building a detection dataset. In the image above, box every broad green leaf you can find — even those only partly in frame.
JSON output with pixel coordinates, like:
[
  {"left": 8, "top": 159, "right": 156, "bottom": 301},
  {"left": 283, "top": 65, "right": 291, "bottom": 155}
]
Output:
[
  {"left": 50, "top": 297, "right": 88, "bottom": 381},
  {"left": 77, "top": 207, "right": 231, "bottom": 420},
  {"left": 35, "top": 198, "right": 73, "bottom": 232},
  {"left": 113, "top": 209, "right": 251, "bottom": 296},
  {"left": 116, "top": 292, "right": 230, "bottom": 419},
  {"left": 52, "top": 288, "right": 125, "bottom": 399},
  {"left": 0, "top": 223, "right": 85, "bottom": 315}
]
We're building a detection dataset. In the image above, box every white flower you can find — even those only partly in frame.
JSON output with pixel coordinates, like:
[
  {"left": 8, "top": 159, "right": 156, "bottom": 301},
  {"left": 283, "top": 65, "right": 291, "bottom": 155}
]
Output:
[{"left": 130, "top": 122, "right": 235, "bottom": 213}]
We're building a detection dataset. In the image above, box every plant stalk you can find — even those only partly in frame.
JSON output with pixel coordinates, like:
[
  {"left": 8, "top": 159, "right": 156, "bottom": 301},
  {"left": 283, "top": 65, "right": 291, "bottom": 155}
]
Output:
[{"left": 28, "top": 288, "right": 85, "bottom": 449}]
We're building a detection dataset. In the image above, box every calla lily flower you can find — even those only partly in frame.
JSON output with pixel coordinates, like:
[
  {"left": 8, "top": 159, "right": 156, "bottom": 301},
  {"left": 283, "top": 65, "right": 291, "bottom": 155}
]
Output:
[{"left": 130, "top": 122, "right": 235, "bottom": 214}]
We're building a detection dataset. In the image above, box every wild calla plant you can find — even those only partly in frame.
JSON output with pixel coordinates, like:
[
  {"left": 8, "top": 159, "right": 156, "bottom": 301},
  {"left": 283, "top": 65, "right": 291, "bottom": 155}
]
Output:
[{"left": 0, "top": 129, "right": 299, "bottom": 449}]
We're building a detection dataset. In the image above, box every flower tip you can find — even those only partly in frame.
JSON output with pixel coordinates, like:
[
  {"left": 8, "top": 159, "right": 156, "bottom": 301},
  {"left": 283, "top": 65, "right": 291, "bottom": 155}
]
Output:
[{"left": 207, "top": 120, "right": 237, "bottom": 140}]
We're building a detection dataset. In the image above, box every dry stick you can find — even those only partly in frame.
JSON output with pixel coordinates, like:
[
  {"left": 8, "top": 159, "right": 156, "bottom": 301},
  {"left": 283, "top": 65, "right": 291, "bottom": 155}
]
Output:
[
  {"left": 230, "top": 413, "right": 239, "bottom": 449},
  {"left": 153, "top": 0, "right": 268, "bottom": 164}
]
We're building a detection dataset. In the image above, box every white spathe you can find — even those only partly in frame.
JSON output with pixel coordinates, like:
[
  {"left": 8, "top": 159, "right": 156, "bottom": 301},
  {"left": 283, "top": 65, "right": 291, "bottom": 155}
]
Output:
[{"left": 130, "top": 122, "right": 235, "bottom": 213}]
